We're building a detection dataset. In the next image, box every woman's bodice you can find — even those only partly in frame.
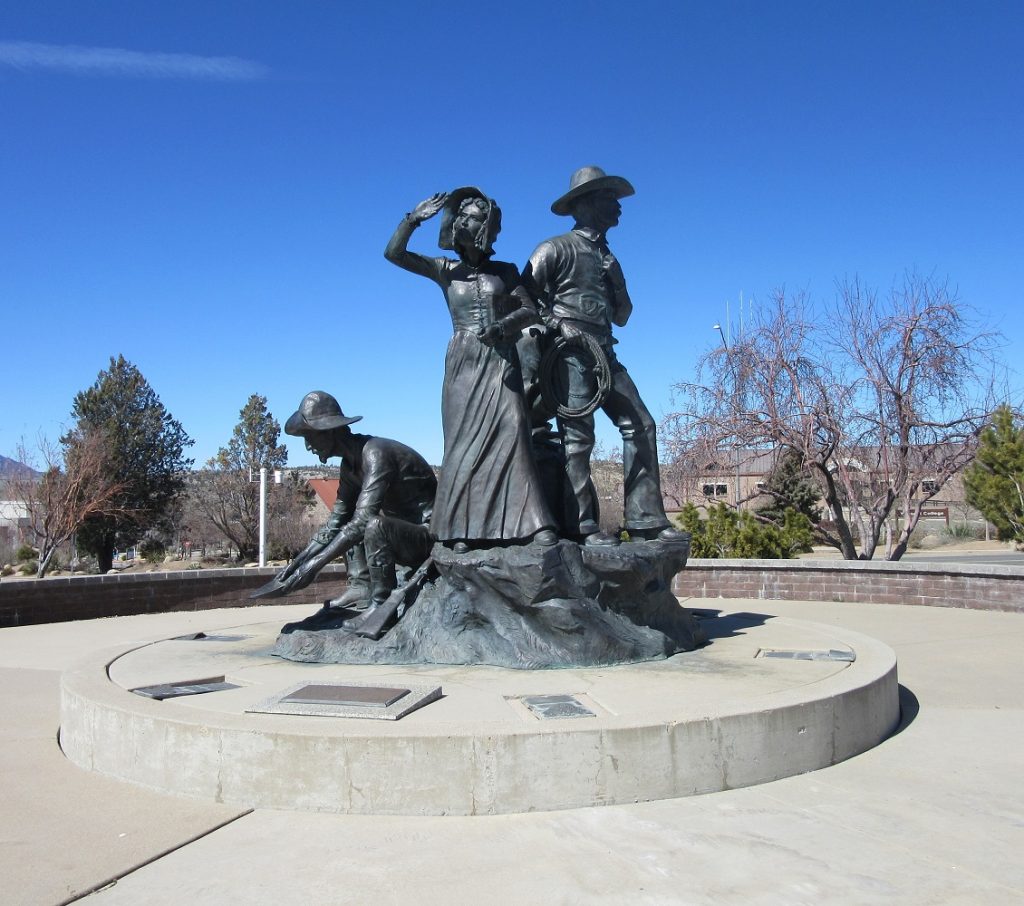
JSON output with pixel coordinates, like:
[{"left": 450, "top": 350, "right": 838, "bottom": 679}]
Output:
[{"left": 444, "top": 266, "right": 521, "bottom": 333}]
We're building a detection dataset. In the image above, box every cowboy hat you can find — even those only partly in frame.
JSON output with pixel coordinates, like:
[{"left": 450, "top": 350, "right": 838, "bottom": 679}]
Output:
[
  {"left": 284, "top": 391, "right": 362, "bottom": 436},
  {"left": 551, "top": 166, "right": 635, "bottom": 216}
]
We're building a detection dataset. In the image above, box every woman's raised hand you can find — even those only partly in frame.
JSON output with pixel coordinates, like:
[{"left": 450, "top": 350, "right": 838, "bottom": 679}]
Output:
[{"left": 411, "top": 193, "right": 447, "bottom": 224}]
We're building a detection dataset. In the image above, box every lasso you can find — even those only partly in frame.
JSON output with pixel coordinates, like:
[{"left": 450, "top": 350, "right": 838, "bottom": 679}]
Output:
[{"left": 538, "top": 332, "right": 613, "bottom": 419}]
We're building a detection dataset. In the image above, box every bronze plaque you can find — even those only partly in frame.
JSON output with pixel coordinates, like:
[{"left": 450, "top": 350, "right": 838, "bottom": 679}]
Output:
[
  {"left": 757, "top": 648, "right": 855, "bottom": 662},
  {"left": 521, "top": 694, "right": 595, "bottom": 720},
  {"left": 172, "top": 632, "right": 249, "bottom": 642},
  {"left": 131, "top": 675, "right": 240, "bottom": 700},
  {"left": 280, "top": 684, "right": 410, "bottom": 709},
  {"left": 248, "top": 682, "right": 441, "bottom": 721}
]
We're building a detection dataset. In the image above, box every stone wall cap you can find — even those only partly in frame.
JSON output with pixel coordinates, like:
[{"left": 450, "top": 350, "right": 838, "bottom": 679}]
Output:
[{"left": 687, "top": 557, "right": 1024, "bottom": 580}]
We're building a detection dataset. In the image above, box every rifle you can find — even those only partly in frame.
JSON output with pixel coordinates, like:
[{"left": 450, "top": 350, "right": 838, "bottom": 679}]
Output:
[{"left": 345, "top": 557, "right": 435, "bottom": 641}]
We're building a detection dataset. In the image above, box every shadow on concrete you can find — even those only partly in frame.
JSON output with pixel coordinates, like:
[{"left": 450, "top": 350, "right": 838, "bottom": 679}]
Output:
[
  {"left": 690, "top": 608, "right": 774, "bottom": 642},
  {"left": 890, "top": 684, "right": 920, "bottom": 736}
]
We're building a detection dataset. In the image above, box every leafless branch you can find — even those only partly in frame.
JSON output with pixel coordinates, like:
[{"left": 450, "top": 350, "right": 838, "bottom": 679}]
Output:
[{"left": 664, "top": 275, "right": 1005, "bottom": 560}]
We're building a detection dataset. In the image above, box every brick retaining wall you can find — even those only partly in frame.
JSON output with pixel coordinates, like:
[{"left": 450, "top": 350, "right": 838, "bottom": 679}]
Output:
[
  {"left": 674, "top": 559, "right": 1024, "bottom": 613},
  {"left": 0, "top": 565, "right": 347, "bottom": 628},
  {"left": 2, "top": 559, "right": 1020, "bottom": 628}
]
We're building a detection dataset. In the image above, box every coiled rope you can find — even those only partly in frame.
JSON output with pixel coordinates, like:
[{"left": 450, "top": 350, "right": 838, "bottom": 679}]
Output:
[{"left": 538, "top": 332, "right": 613, "bottom": 419}]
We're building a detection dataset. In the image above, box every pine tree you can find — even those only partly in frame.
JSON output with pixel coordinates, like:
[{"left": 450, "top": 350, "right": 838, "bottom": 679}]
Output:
[
  {"left": 186, "top": 394, "right": 304, "bottom": 561},
  {"left": 66, "top": 355, "right": 193, "bottom": 572},
  {"left": 755, "top": 449, "right": 822, "bottom": 526},
  {"left": 963, "top": 405, "right": 1024, "bottom": 542}
]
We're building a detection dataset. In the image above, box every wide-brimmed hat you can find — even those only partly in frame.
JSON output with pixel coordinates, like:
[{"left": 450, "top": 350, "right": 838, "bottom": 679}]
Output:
[
  {"left": 551, "top": 166, "right": 635, "bottom": 216},
  {"left": 438, "top": 186, "right": 502, "bottom": 252},
  {"left": 284, "top": 391, "right": 362, "bottom": 436}
]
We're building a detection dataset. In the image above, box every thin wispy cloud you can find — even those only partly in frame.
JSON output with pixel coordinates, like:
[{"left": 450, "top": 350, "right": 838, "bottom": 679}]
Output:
[{"left": 0, "top": 41, "right": 269, "bottom": 81}]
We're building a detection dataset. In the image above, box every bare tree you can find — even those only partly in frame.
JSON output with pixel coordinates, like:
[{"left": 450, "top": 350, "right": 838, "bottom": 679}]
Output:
[
  {"left": 264, "top": 472, "right": 318, "bottom": 558},
  {"left": 185, "top": 395, "right": 312, "bottom": 561},
  {"left": 8, "top": 430, "right": 131, "bottom": 577},
  {"left": 665, "top": 276, "right": 1002, "bottom": 560},
  {"left": 182, "top": 468, "right": 314, "bottom": 561},
  {"left": 589, "top": 441, "right": 625, "bottom": 534}
]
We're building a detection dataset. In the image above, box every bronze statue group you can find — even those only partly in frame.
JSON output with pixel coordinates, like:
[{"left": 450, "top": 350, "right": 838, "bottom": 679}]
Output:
[{"left": 268, "top": 167, "right": 686, "bottom": 628}]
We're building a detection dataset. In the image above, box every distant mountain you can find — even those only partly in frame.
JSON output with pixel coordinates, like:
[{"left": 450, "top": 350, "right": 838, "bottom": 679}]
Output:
[{"left": 0, "top": 455, "right": 40, "bottom": 480}]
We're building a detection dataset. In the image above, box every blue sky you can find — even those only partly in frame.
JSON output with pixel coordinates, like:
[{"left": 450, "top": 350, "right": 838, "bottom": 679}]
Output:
[{"left": 2, "top": 1, "right": 1022, "bottom": 468}]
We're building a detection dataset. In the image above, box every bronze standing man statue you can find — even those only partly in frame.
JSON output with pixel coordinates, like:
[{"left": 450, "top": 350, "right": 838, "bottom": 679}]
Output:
[{"left": 524, "top": 166, "right": 685, "bottom": 545}]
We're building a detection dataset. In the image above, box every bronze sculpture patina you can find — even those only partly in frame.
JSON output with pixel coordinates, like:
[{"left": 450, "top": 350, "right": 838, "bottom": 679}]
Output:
[
  {"left": 270, "top": 172, "right": 703, "bottom": 668},
  {"left": 524, "top": 166, "right": 687, "bottom": 546},
  {"left": 385, "top": 189, "right": 557, "bottom": 549},
  {"left": 253, "top": 391, "right": 436, "bottom": 618}
]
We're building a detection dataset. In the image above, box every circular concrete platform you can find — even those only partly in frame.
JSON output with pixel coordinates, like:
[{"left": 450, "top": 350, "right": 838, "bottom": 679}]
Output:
[{"left": 59, "top": 607, "right": 899, "bottom": 815}]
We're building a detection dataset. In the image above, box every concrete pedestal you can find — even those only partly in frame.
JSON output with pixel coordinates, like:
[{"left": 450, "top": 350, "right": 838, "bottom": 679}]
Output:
[{"left": 59, "top": 606, "right": 899, "bottom": 815}]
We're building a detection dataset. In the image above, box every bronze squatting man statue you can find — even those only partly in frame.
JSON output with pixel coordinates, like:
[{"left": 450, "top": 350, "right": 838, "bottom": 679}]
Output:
[{"left": 269, "top": 391, "right": 436, "bottom": 616}]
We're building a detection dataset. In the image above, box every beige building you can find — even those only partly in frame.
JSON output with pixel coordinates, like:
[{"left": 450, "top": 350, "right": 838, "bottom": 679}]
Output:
[{"left": 659, "top": 446, "right": 982, "bottom": 532}]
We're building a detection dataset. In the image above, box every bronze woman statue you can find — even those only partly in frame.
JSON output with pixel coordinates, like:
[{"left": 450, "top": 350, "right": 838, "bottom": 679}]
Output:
[{"left": 385, "top": 188, "right": 556, "bottom": 548}]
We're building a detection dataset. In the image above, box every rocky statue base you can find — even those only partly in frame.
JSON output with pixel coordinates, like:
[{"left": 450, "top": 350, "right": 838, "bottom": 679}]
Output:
[{"left": 272, "top": 539, "right": 704, "bottom": 669}]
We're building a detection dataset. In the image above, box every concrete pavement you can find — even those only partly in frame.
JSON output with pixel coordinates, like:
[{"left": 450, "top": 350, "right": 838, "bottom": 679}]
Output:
[{"left": 1, "top": 599, "right": 1022, "bottom": 905}]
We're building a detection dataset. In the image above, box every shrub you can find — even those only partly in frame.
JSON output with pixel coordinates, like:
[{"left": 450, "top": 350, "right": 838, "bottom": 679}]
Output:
[
  {"left": 15, "top": 544, "right": 36, "bottom": 563},
  {"left": 267, "top": 540, "right": 301, "bottom": 562},
  {"left": 907, "top": 530, "right": 928, "bottom": 550},
  {"left": 943, "top": 521, "right": 979, "bottom": 540},
  {"left": 139, "top": 539, "right": 166, "bottom": 564},
  {"left": 677, "top": 502, "right": 813, "bottom": 559},
  {"left": 73, "top": 555, "right": 98, "bottom": 574}
]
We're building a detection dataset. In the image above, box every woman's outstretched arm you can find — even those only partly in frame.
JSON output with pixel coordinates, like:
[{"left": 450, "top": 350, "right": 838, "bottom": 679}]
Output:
[{"left": 384, "top": 192, "right": 447, "bottom": 278}]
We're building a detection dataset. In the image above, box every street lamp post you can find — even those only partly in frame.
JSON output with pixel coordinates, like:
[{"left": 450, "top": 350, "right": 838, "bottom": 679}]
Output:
[
  {"left": 256, "top": 468, "right": 284, "bottom": 567},
  {"left": 713, "top": 323, "right": 742, "bottom": 509},
  {"left": 258, "top": 467, "right": 267, "bottom": 567}
]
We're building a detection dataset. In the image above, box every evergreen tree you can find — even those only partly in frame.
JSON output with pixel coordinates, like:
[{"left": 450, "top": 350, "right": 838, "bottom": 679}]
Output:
[
  {"left": 755, "top": 449, "right": 822, "bottom": 526},
  {"left": 216, "top": 394, "right": 288, "bottom": 477},
  {"left": 963, "top": 405, "right": 1024, "bottom": 542},
  {"left": 66, "top": 355, "right": 193, "bottom": 572},
  {"left": 187, "top": 394, "right": 302, "bottom": 561}
]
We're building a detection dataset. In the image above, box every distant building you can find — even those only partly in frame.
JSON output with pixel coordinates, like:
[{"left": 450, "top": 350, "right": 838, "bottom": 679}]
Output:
[
  {"left": 0, "top": 497, "right": 30, "bottom": 551},
  {"left": 0, "top": 461, "right": 37, "bottom": 551},
  {"left": 306, "top": 478, "right": 337, "bottom": 523},
  {"left": 299, "top": 452, "right": 982, "bottom": 538},
  {"left": 660, "top": 445, "right": 981, "bottom": 531}
]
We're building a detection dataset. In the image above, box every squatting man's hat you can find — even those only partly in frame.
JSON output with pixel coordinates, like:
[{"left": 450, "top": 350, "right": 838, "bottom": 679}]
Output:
[
  {"left": 284, "top": 391, "right": 362, "bottom": 437},
  {"left": 551, "top": 166, "right": 635, "bottom": 216}
]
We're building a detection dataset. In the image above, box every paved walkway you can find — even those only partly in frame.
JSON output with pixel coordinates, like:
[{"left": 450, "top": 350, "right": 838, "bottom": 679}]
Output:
[{"left": 1, "top": 599, "right": 1021, "bottom": 905}]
